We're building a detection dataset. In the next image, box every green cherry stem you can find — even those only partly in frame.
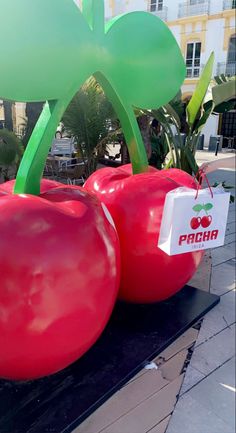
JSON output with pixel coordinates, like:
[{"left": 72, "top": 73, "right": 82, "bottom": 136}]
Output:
[{"left": 95, "top": 72, "right": 149, "bottom": 174}]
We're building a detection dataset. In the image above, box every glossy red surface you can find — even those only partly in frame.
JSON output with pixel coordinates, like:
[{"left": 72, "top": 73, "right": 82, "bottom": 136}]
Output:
[
  {"left": 84, "top": 164, "right": 203, "bottom": 303},
  {"left": 0, "top": 178, "right": 61, "bottom": 194},
  {"left": 0, "top": 184, "right": 120, "bottom": 380}
]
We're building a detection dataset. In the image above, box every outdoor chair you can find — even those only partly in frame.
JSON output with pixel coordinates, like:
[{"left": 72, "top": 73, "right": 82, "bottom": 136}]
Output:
[
  {"left": 44, "top": 155, "right": 60, "bottom": 179},
  {"left": 58, "top": 159, "right": 87, "bottom": 185}
]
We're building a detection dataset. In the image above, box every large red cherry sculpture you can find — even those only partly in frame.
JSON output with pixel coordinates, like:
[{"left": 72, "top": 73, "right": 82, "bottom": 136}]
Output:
[
  {"left": 0, "top": 183, "right": 120, "bottom": 380},
  {"left": 84, "top": 164, "right": 203, "bottom": 303}
]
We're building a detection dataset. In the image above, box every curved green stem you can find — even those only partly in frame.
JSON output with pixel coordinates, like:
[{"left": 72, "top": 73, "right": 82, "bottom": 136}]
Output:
[
  {"left": 95, "top": 72, "right": 149, "bottom": 174},
  {"left": 14, "top": 99, "right": 67, "bottom": 195}
]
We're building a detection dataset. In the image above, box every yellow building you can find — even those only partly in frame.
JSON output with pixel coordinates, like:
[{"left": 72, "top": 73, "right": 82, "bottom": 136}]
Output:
[{"left": 0, "top": 100, "right": 26, "bottom": 137}]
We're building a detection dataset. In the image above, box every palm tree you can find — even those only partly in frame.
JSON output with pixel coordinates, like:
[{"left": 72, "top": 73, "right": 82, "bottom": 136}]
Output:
[
  {"left": 22, "top": 102, "right": 44, "bottom": 147},
  {"left": 62, "top": 78, "right": 116, "bottom": 176}
]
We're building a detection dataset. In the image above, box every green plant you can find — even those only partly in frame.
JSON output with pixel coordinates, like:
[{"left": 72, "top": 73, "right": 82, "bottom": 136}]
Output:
[
  {"left": 62, "top": 77, "right": 117, "bottom": 176},
  {"left": 0, "top": 129, "right": 24, "bottom": 181},
  {"left": 143, "top": 54, "right": 236, "bottom": 175}
]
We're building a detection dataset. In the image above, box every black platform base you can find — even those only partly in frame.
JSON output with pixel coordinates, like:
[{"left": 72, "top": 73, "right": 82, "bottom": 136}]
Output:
[{"left": 0, "top": 286, "right": 219, "bottom": 433}]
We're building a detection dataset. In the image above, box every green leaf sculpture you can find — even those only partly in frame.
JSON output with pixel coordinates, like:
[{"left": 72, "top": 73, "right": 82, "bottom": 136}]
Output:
[{"left": 0, "top": 0, "right": 186, "bottom": 195}]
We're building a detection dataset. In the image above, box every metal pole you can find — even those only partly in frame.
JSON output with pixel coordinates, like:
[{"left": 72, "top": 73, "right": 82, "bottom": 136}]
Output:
[{"left": 215, "top": 138, "right": 219, "bottom": 156}]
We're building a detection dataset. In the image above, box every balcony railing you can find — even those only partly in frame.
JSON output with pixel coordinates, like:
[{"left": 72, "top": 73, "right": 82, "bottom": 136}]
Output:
[
  {"left": 178, "top": 1, "right": 210, "bottom": 18},
  {"left": 151, "top": 6, "right": 168, "bottom": 21},
  {"left": 217, "top": 62, "right": 236, "bottom": 76},
  {"left": 223, "top": 0, "right": 236, "bottom": 10}
]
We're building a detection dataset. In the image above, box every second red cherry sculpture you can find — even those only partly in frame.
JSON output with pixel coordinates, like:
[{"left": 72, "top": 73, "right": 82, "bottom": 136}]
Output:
[{"left": 84, "top": 164, "right": 204, "bottom": 303}]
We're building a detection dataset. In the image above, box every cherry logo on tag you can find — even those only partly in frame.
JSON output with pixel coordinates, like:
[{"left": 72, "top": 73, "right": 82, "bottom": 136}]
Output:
[{"left": 190, "top": 203, "right": 213, "bottom": 230}]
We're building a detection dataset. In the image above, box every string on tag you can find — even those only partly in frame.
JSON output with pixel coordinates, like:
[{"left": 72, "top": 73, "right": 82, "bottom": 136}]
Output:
[{"left": 194, "top": 169, "right": 213, "bottom": 200}]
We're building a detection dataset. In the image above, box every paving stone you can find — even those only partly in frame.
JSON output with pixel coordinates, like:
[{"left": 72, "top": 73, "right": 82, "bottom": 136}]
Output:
[
  {"left": 100, "top": 375, "right": 184, "bottom": 433},
  {"left": 209, "top": 355, "right": 235, "bottom": 384},
  {"left": 229, "top": 202, "right": 236, "bottom": 213},
  {"left": 211, "top": 242, "right": 235, "bottom": 266},
  {"left": 166, "top": 393, "right": 234, "bottom": 433},
  {"left": 196, "top": 290, "right": 236, "bottom": 345},
  {"left": 77, "top": 369, "right": 169, "bottom": 433},
  {"left": 147, "top": 416, "right": 171, "bottom": 433},
  {"left": 188, "top": 251, "right": 212, "bottom": 292},
  {"left": 225, "top": 221, "right": 236, "bottom": 236},
  {"left": 158, "top": 349, "right": 188, "bottom": 382},
  {"left": 191, "top": 323, "right": 235, "bottom": 375},
  {"left": 179, "top": 365, "right": 205, "bottom": 396},
  {"left": 210, "top": 260, "right": 236, "bottom": 295},
  {"left": 224, "top": 232, "right": 236, "bottom": 245},
  {"left": 186, "top": 357, "right": 235, "bottom": 429},
  {"left": 77, "top": 349, "right": 189, "bottom": 433},
  {"left": 227, "top": 210, "right": 236, "bottom": 224}
]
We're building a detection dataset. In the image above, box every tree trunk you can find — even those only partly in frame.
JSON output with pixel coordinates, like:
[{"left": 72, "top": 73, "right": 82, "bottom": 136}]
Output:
[{"left": 23, "top": 102, "right": 44, "bottom": 147}]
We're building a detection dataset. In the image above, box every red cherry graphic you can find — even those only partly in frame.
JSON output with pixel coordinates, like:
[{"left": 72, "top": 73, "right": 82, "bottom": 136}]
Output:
[
  {"left": 201, "top": 215, "right": 212, "bottom": 228},
  {"left": 190, "top": 217, "right": 201, "bottom": 230}
]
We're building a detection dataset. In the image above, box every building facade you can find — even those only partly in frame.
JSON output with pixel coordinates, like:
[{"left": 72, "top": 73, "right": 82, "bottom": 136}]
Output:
[
  {"left": 1, "top": 0, "right": 235, "bottom": 146},
  {"left": 103, "top": 0, "right": 236, "bottom": 146}
]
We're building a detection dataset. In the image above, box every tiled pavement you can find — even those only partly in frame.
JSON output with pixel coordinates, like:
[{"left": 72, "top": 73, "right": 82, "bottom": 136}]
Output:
[
  {"left": 76, "top": 155, "right": 235, "bottom": 433},
  {"left": 76, "top": 328, "right": 199, "bottom": 433},
  {"left": 166, "top": 163, "right": 235, "bottom": 433},
  {"left": 166, "top": 202, "right": 235, "bottom": 433}
]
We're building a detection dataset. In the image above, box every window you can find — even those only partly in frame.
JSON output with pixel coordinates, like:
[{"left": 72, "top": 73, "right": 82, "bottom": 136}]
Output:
[
  {"left": 226, "top": 34, "right": 236, "bottom": 75},
  {"left": 221, "top": 112, "right": 236, "bottom": 139},
  {"left": 150, "top": 0, "right": 163, "bottom": 12},
  {"left": 227, "top": 35, "right": 236, "bottom": 63},
  {"left": 189, "top": 0, "right": 205, "bottom": 4},
  {"left": 186, "top": 42, "right": 201, "bottom": 78}
]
